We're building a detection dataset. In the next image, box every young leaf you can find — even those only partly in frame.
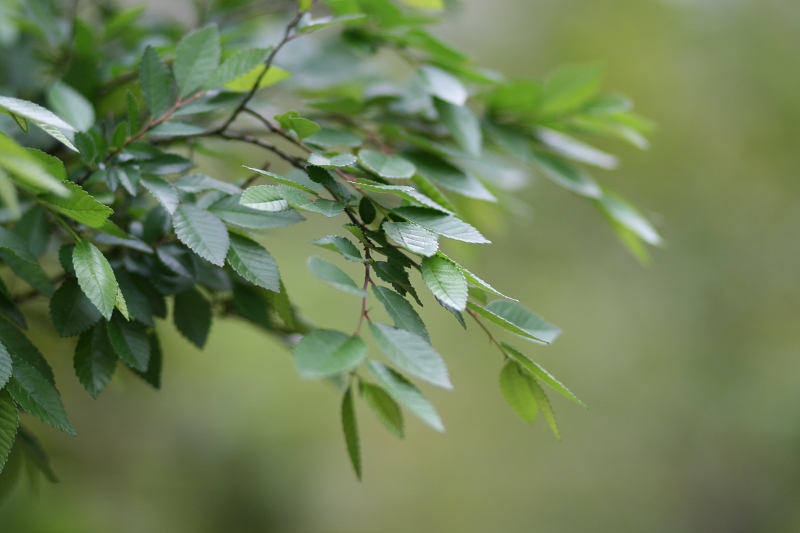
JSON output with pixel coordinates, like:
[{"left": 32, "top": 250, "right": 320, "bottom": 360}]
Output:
[
  {"left": 292, "top": 330, "right": 367, "bottom": 379},
  {"left": 372, "top": 286, "right": 429, "bottom": 342},
  {"left": 394, "top": 206, "right": 490, "bottom": 244},
  {"left": 106, "top": 314, "right": 150, "bottom": 372},
  {"left": 224, "top": 66, "right": 290, "bottom": 92},
  {"left": 484, "top": 300, "right": 562, "bottom": 344},
  {"left": 174, "top": 25, "right": 220, "bottom": 97},
  {"left": 501, "top": 343, "right": 584, "bottom": 406},
  {"left": 39, "top": 181, "right": 113, "bottom": 228},
  {"left": 0, "top": 389, "right": 18, "bottom": 473},
  {"left": 341, "top": 387, "right": 361, "bottom": 480},
  {"left": 358, "top": 150, "right": 416, "bottom": 179},
  {"left": 73, "top": 240, "right": 120, "bottom": 320},
  {"left": 382, "top": 221, "right": 438, "bottom": 257},
  {"left": 311, "top": 236, "right": 363, "bottom": 262},
  {"left": 139, "top": 46, "right": 175, "bottom": 117},
  {"left": 49, "top": 278, "right": 102, "bottom": 337},
  {"left": 207, "top": 47, "right": 271, "bottom": 88},
  {"left": 499, "top": 361, "right": 539, "bottom": 423},
  {"left": 368, "top": 361, "right": 444, "bottom": 432},
  {"left": 173, "top": 204, "right": 230, "bottom": 267},
  {"left": 226, "top": 233, "right": 281, "bottom": 292},
  {"left": 73, "top": 325, "right": 117, "bottom": 399},
  {"left": 307, "top": 256, "right": 367, "bottom": 297},
  {"left": 173, "top": 288, "right": 211, "bottom": 348},
  {"left": 421, "top": 254, "right": 467, "bottom": 312},
  {"left": 369, "top": 323, "right": 451, "bottom": 390},
  {"left": 360, "top": 382, "right": 404, "bottom": 438}
]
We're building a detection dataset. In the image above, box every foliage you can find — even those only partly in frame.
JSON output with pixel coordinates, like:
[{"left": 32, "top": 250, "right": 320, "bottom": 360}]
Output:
[{"left": 0, "top": 0, "right": 659, "bottom": 489}]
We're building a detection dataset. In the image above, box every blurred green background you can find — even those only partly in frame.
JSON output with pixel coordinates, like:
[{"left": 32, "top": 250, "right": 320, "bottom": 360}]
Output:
[{"left": 3, "top": 0, "right": 800, "bottom": 531}]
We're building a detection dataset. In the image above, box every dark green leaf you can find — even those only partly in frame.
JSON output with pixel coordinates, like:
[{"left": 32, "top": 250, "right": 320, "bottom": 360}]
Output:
[
  {"left": 0, "top": 389, "right": 17, "bottom": 473},
  {"left": 73, "top": 324, "right": 117, "bottom": 399},
  {"left": 311, "top": 236, "right": 363, "bottom": 262},
  {"left": 49, "top": 278, "right": 102, "bottom": 337},
  {"left": 13, "top": 206, "right": 50, "bottom": 258},
  {"left": 358, "top": 197, "right": 376, "bottom": 224},
  {"left": 0, "top": 341, "right": 11, "bottom": 390},
  {"left": 174, "top": 25, "right": 220, "bottom": 97},
  {"left": 106, "top": 314, "right": 149, "bottom": 372},
  {"left": 208, "top": 194, "right": 305, "bottom": 229},
  {"left": 115, "top": 270, "right": 154, "bottom": 327},
  {"left": 369, "top": 323, "right": 451, "bottom": 390},
  {"left": 341, "top": 387, "right": 361, "bottom": 480},
  {"left": 173, "top": 288, "right": 211, "bottom": 348},
  {"left": 293, "top": 330, "right": 367, "bottom": 379},
  {"left": 133, "top": 332, "right": 162, "bottom": 389},
  {"left": 139, "top": 46, "right": 175, "bottom": 117}
]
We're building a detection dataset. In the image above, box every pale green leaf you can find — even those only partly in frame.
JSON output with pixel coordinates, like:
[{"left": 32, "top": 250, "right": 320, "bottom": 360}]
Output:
[
  {"left": 292, "top": 329, "right": 367, "bottom": 379},
  {"left": 240, "top": 185, "right": 289, "bottom": 212},
  {"left": 538, "top": 64, "right": 603, "bottom": 116},
  {"left": 421, "top": 254, "right": 467, "bottom": 312},
  {"left": 307, "top": 152, "right": 357, "bottom": 169},
  {"left": 174, "top": 25, "right": 220, "bottom": 97},
  {"left": 39, "top": 181, "right": 113, "bottom": 228},
  {"left": 499, "top": 361, "right": 539, "bottom": 423},
  {"left": 419, "top": 65, "right": 467, "bottom": 106},
  {"left": 242, "top": 167, "right": 317, "bottom": 195},
  {"left": 207, "top": 47, "right": 271, "bottom": 88},
  {"left": 383, "top": 221, "right": 438, "bottom": 257},
  {"left": 404, "top": 152, "right": 495, "bottom": 201},
  {"left": 0, "top": 132, "right": 69, "bottom": 196},
  {"left": 72, "top": 240, "right": 119, "bottom": 320},
  {"left": 141, "top": 176, "right": 179, "bottom": 215},
  {"left": 501, "top": 343, "right": 584, "bottom": 406},
  {"left": 208, "top": 194, "right": 305, "bottom": 229},
  {"left": 360, "top": 381, "right": 404, "bottom": 438},
  {"left": 227, "top": 233, "right": 280, "bottom": 292},
  {"left": 305, "top": 128, "right": 362, "bottom": 148},
  {"left": 484, "top": 300, "right": 561, "bottom": 344},
  {"left": 595, "top": 189, "right": 662, "bottom": 246},
  {"left": 369, "top": 323, "right": 451, "bottom": 390},
  {"left": 307, "top": 256, "right": 366, "bottom": 297},
  {"left": 46, "top": 81, "right": 94, "bottom": 131},
  {"left": 368, "top": 361, "right": 444, "bottom": 432},
  {"left": 529, "top": 377, "right": 560, "bottom": 440},
  {"left": 435, "top": 99, "right": 482, "bottom": 156},
  {"left": 298, "top": 13, "right": 366, "bottom": 34},
  {"left": 354, "top": 181, "right": 453, "bottom": 214},
  {"left": 358, "top": 150, "right": 415, "bottom": 179},
  {"left": 533, "top": 152, "right": 601, "bottom": 198},
  {"left": 536, "top": 127, "right": 617, "bottom": 169},
  {"left": 172, "top": 204, "right": 230, "bottom": 266},
  {"left": 436, "top": 252, "right": 514, "bottom": 300},
  {"left": 393, "top": 206, "right": 490, "bottom": 244}
]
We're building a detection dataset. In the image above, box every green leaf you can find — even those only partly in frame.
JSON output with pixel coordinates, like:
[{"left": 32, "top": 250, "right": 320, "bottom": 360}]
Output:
[
  {"left": 305, "top": 128, "right": 362, "bottom": 148},
  {"left": 0, "top": 169, "right": 20, "bottom": 220},
  {"left": 73, "top": 240, "right": 119, "bottom": 320},
  {"left": 39, "top": 181, "right": 113, "bottom": 228},
  {"left": 372, "top": 286, "right": 428, "bottom": 342},
  {"left": 404, "top": 152, "right": 495, "bottom": 202},
  {"left": 533, "top": 152, "right": 601, "bottom": 198},
  {"left": 173, "top": 204, "right": 230, "bottom": 267},
  {"left": 133, "top": 332, "right": 162, "bottom": 389},
  {"left": 434, "top": 99, "right": 482, "bottom": 156},
  {"left": 307, "top": 152, "right": 356, "bottom": 169},
  {"left": 341, "top": 387, "right": 361, "bottom": 480},
  {"left": 46, "top": 81, "right": 95, "bottom": 132},
  {"left": 106, "top": 313, "right": 149, "bottom": 372},
  {"left": 173, "top": 288, "right": 211, "bottom": 348},
  {"left": 148, "top": 121, "right": 206, "bottom": 136},
  {"left": 528, "top": 376, "right": 560, "bottom": 440},
  {"left": 595, "top": 189, "right": 662, "bottom": 246},
  {"left": 383, "top": 221, "right": 438, "bottom": 257},
  {"left": 174, "top": 25, "right": 220, "bottom": 97},
  {"left": 437, "top": 252, "right": 513, "bottom": 300},
  {"left": 484, "top": 300, "right": 561, "bottom": 344},
  {"left": 359, "top": 197, "right": 376, "bottom": 224},
  {"left": 223, "top": 65, "right": 291, "bottom": 92},
  {"left": 240, "top": 185, "right": 290, "bottom": 212},
  {"left": 419, "top": 65, "right": 467, "bottom": 106},
  {"left": 0, "top": 95, "right": 77, "bottom": 150},
  {"left": 538, "top": 64, "right": 602, "bottom": 117},
  {"left": 358, "top": 150, "right": 415, "bottom": 179},
  {"left": 49, "top": 278, "right": 102, "bottom": 337},
  {"left": 307, "top": 256, "right": 366, "bottom": 297},
  {"left": 501, "top": 343, "right": 584, "bottom": 406},
  {"left": 274, "top": 110, "right": 320, "bottom": 139},
  {"left": 0, "top": 341, "right": 11, "bottom": 390},
  {"left": 535, "top": 127, "right": 617, "bottom": 169},
  {"left": 369, "top": 323, "right": 451, "bottom": 390},
  {"left": 139, "top": 46, "right": 175, "bottom": 117},
  {"left": 73, "top": 324, "right": 117, "bottom": 399},
  {"left": 0, "top": 322, "right": 74, "bottom": 434},
  {"left": 275, "top": 185, "right": 345, "bottom": 217},
  {"left": 0, "top": 132, "right": 69, "bottom": 196},
  {"left": 208, "top": 194, "right": 305, "bottom": 229},
  {"left": 393, "top": 206, "right": 489, "bottom": 244},
  {"left": 467, "top": 301, "right": 550, "bottom": 343},
  {"left": 499, "top": 361, "right": 539, "bottom": 423},
  {"left": 360, "top": 381, "right": 404, "bottom": 438},
  {"left": 311, "top": 236, "right": 363, "bottom": 262},
  {"left": 141, "top": 176, "right": 179, "bottom": 215},
  {"left": 421, "top": 254, "right": 467, "bottom": 312},
  {"left": 0, "top": 250, "right": 54, "bottom": 297},
  {"left": 16, "top": 426, "right": 59, "bottom": 483},
  {"left": 173, "top": 174, "right": 241, "bottom": 195},
  {"left": 400, "top": 0, "right": 444, "bottom": 9},
  {"left": 207, "top": 47, "right": 271, "bottom": 88},
  {"left": 242, "top": 167, "right": 317, "bottom": 195},
  {"left": 0, "top": 389, "right": 18, "bottom": 473},
  {"left": 372, "top": 261, "right": 421, "bottom": 305},
  {"left": 14, "top": 205, "right": 50, "bottom": 258},
  {"left": 299, "top": 13, "right": 366, "bottom": 34},
  {"left": 355, "top": 181, "right": 453, "bottom": 214},
  {"left": 368, "top": 361, "right": 443, "bottom": 432},
  {"left": 293, "top": 329, "right": 367, "bottom": 379},
  {"left": 226, "top": 233, "right": 280, "bottom": 292}
]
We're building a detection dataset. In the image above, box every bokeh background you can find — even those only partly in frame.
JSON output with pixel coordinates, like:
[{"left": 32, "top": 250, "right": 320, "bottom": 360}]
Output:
[{"left": 3, "top": 0, "right": 800, "bottom": 531}]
